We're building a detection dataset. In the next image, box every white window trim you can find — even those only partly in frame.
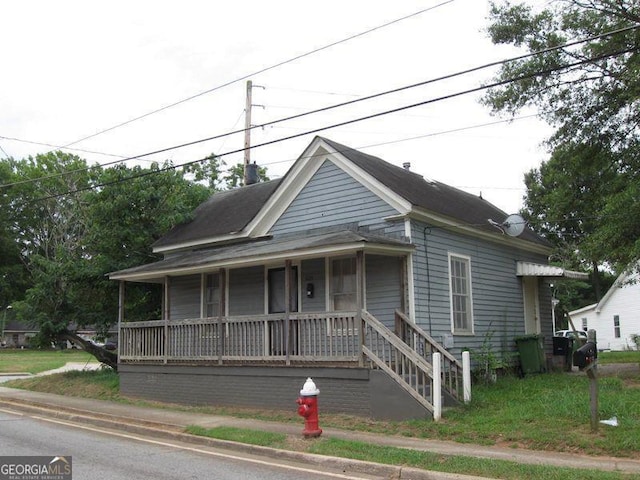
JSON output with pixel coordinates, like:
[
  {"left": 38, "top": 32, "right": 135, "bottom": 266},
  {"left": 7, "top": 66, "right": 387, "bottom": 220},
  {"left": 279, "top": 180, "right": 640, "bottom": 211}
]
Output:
[
  {"left": 201, "top": 272, "right": 221, "bottom": 319},
  {"left": 448, "top": 252, "right": 475, "bottom": 335},
  {"left": 326, "top": 255, "right": 360, "bottom": 336},
  {"left": 327, "top": 255, "right": 360, "bottom": 311},
  {"left": 263, "top": 262, "right": 301, "bottom": 315}
]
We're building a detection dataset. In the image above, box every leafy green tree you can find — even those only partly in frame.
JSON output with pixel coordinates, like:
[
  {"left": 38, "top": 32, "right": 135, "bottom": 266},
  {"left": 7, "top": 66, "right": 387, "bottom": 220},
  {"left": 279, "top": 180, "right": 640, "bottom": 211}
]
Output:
[
  {"left": 0, "top": 159, "right": 29, "bottom": 310},
  {"left": 82, "top": 162, "right": 211, "bottom": 328},
  {"left": 484, "top": 1, "right": 640, "bottom": 275},
  {"left": 5, "top": 152, "right": 100, "bottom": 353},
  {"left": 2, "top": 150, "right": 268, "bottom": 368}
]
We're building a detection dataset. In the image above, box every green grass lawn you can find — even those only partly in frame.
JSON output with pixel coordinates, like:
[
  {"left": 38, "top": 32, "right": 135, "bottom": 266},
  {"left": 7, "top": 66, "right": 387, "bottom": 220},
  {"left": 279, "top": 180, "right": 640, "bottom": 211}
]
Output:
[
  {"left": 3, "top": 350, "right": 639, "bottom": 480},
  {"left": 0, "top": 348, "right": 98, "bottom": 374},
  {"left": 599, "top": 350, "right": 640, "bottom": 364},
  {"left": 3, "top": 350, "right": 640, "bottom": 458}
]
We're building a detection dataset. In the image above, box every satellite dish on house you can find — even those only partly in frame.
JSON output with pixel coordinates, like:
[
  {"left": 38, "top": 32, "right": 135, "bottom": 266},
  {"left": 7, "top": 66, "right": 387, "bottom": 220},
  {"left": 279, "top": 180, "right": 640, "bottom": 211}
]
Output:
[{"left": 488, "top": 214, "right": 526, "bottom": 237}]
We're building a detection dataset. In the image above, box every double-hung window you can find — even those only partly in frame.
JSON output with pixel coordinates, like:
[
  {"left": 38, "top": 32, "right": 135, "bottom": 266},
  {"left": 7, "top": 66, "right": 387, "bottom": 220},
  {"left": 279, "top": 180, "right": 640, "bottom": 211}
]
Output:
[
  {"left": 330, "top": 257, "right": 357, "bottom": 311},
  {"left": 204, "top": 273, "right": 221, "bottom": 317},
  {"left": 614, "top": 315, "right": 621, "bottom": 338},
  {"left": 449, "top": 253, "right": 474, "bottom": 334}
]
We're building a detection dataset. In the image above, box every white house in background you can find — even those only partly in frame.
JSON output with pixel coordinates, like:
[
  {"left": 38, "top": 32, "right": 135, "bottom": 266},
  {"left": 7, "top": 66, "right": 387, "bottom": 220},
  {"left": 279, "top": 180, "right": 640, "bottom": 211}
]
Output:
[{"left": 569, "top": 267, "right": 640, "bottom": 351}]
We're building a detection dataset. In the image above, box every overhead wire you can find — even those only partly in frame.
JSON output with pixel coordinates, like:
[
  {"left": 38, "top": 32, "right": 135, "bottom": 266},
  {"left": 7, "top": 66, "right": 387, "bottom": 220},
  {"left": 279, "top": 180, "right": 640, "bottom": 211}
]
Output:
[
  {"left": 0, "top": 144, "right": 10, "bottom": 159},
  {"left": 61, "top": 1, "right": 454, "bottom": 148},
  {"left": 2, "top": 22, "right": 636, "bottom": 191},
  {"left": 0, "top": 135, "right": 139, "bottom": 160},
  {"left": 30, "top": 42, "right": 638, "bottom": 203},
  {"left": 259, "top": 113, "right": 543, "bottom": 167}
]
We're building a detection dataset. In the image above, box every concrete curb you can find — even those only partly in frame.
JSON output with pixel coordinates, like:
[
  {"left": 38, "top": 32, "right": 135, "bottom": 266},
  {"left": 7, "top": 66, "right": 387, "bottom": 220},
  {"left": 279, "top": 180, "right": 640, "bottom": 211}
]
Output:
[
  {"left": 0, "top": 398, "right": 491, "bottom": 480},
  {"left": 1, "top": 388, "right": 639, "bottom": 476}
]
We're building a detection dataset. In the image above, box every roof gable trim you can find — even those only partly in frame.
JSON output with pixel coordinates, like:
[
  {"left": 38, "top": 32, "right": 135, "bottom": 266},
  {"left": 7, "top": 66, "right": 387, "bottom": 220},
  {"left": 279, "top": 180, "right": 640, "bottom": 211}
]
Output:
[{"left": 247, "top": 137, "right": 411, "bottom": 237}]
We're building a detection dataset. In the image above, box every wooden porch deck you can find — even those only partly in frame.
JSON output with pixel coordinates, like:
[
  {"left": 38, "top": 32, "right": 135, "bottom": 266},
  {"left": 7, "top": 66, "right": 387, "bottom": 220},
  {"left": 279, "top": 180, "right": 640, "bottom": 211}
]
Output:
[{"left": 119, "top": 310, "right": 467, "bottom": 413}]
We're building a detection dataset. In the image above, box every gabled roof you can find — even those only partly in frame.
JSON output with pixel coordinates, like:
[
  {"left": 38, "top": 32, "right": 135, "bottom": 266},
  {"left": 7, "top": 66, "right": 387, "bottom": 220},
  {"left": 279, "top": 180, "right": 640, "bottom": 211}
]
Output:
[
  {"left": 570, "top": 264, "right": 639, "bottom": 316},
  {"left": 153, "top": 178, "right": 282, "bottom": 252},
  {"left": 320, "top": 137, "right": 546, "bottom": 245},
  {"left": 151, "top": 136, "right": 549, "bottom": 253}
]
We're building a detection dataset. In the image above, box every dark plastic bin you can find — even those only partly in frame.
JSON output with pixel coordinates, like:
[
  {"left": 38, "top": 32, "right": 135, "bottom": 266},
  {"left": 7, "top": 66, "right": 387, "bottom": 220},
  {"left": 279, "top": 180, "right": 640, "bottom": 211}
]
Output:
[
  {"left": 515, "top": 334, "right": 546, "bottom": 374},
  {"left": 553, "top": 336, "right": 573, "bottom": 356}
]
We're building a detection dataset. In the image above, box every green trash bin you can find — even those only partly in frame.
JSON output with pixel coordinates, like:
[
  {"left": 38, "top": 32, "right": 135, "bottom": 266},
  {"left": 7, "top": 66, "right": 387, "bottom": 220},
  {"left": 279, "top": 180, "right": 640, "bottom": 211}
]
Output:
[{"left": 515, "top": 334, "right": 546, "bottom": 374}]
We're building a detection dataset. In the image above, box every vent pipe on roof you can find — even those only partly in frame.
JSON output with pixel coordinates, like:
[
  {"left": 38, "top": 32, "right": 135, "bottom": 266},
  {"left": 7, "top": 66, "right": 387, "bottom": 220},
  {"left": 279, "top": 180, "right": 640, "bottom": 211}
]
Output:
[
  {"left": 403, "top": 162, "right": 411, "bottom": 170},
  {"left": 246, "top": 162, "right": 259, "bottom": 185}
]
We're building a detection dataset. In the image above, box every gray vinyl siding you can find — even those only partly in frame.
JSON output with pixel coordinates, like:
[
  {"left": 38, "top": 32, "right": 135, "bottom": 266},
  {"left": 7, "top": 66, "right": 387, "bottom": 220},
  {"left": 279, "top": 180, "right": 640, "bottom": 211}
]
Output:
[
  {"left": 410, "top": 220, "right": 549, "bottom": 360},
  {"left": 300, "top": 258, "right": 326, "bottom": 312},
  {"left": 366, "top": 254, "right": 402, "bottom": 329},
  {"left": 228, "top": 266, "right": 264, "bottom": 315},
  {"left": 270, "top": 160, "right": 399, "bottom": 235},
  {"left": 169, "top": 275, "right": 201, "bottom": 320}
]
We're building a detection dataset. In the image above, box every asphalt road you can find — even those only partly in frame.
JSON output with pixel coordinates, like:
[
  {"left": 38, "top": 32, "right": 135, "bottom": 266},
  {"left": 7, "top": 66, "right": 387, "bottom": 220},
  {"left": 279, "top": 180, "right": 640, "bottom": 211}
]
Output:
[{"left": 0, "top": 409, "right": 375, "bottom": 480}]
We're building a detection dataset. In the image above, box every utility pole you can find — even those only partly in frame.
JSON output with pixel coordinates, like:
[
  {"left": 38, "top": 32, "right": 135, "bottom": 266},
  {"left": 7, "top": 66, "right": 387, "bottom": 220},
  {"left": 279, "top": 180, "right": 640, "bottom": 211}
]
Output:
[
  {"left": 243, "top": 80, "right": 264, "bottom": 185},
  {"left": 243, "top": 80, "right": 253, "bottom": 186}
]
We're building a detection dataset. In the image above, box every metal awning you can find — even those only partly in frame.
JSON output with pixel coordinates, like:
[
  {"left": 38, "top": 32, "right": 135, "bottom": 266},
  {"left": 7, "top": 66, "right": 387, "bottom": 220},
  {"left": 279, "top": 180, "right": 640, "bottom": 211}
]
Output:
[{"left": 516, "top": 261, "right": 588, "bottom": 280}]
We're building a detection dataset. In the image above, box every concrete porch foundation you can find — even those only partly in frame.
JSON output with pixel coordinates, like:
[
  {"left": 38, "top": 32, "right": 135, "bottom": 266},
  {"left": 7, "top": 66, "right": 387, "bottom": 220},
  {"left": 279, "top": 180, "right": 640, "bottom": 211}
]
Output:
[{"left": 119, "top": 364, "right": 429, "bottom": 421}]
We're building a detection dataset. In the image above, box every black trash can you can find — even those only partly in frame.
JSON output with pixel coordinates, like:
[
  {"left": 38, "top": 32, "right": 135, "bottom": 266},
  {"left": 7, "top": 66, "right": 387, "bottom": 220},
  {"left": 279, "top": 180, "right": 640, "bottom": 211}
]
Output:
[{"left": 553, "top": 336, "right": 573, "bottom": 356}]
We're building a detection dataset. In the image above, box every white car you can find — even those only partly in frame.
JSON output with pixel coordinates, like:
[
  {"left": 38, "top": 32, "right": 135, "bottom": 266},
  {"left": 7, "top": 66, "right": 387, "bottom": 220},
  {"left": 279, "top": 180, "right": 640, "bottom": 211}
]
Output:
[{"left": 554, "top": 330, "right": 588, "bottom": 340}]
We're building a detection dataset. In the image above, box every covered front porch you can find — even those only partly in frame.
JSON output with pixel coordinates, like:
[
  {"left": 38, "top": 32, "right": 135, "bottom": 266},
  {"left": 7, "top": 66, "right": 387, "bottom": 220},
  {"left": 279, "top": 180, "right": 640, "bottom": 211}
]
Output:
[
  {"left": 111, "top": 229, "right": 466, "bottom": 418},
  {"left": 112, "top": 229, "right": 415, "bottom": 364}
]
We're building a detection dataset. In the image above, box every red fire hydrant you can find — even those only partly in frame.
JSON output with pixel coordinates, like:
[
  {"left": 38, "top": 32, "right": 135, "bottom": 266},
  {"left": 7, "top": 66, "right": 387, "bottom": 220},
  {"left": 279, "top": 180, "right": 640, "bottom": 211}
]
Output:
[{"left": 296, "top": 377, "right": 322, "bottom": 438}]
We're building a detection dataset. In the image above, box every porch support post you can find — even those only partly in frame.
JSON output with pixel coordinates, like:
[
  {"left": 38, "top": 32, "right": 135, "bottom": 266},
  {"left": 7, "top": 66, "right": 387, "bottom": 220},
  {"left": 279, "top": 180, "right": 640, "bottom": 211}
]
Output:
[
  {"left": 356, "top": 250, "right": 365, "bottom": 367},
  {"left": 218, "top": 269, "right": 226, "bottom": 365},
  {"left": 163, "top": 276, "right": 170, "bottom": 364},
  {"left": 399, "top": 256, "right": 408, "bottom": 315},
  {"left": 117, "top": 281, "right": 125, "bottom": 361},
  {"left": 285, "top": 260, "right": 292, "bottom": 366}
]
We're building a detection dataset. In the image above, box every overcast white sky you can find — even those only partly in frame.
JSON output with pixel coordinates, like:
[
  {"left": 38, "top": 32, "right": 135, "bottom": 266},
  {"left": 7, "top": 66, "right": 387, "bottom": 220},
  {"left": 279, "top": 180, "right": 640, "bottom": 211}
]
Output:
[{"left": 1, "top": 0, "right": 553, "bottom": 215}]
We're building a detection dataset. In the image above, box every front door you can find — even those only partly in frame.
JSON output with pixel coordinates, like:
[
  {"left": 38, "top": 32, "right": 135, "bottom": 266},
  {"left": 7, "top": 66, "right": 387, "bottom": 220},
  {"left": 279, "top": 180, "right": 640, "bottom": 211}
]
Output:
[
  {"left": 523, "top": 277, "right": 540, "bottom": 334},
  {"left": 268, "top": 267, "right": 298, "bottom": 313},
  {"left": 268, "top": 266, "right": 298, "bottom": 356}
]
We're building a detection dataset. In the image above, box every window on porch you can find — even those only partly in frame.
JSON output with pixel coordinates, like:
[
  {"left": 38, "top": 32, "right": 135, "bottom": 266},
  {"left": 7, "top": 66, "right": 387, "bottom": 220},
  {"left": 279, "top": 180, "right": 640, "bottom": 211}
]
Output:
[
  {"left": 449, "top": 254, "right": 474, "bottom": 334},
  {"left": 330, "top": 257, "right": 357, "bottom": 311},
  {"left": 204, "top": 273, "right": 220, "bottom": 317}
]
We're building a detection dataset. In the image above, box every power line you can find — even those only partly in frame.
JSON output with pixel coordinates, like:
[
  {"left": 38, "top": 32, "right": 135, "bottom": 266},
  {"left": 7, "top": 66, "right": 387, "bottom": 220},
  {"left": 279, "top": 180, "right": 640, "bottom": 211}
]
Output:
[
  {"left": 62, "top": 1, "right": 454, "bottom": 148},
  {"left": 259, "top": 113, "right": 543, "bottom": 167},
  {"left": 31, "top": 43, "right": 637, "bottom": 203},
  {"left": 0, "top": 135, "right": 131, "bottom": 160},
  {"left": 3, "top": 23, "right": 638, "bottom": 191},
  {"left": 0, "top": 136, "right": 155, "bottom": 188},
  {"left": 0, "top": 144, "right": 10, "bottom": 159}
]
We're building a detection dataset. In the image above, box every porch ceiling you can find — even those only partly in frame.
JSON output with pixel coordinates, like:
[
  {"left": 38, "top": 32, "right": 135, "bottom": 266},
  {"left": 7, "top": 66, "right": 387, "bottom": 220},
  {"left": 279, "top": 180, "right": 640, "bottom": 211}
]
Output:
[{"left": 109, "top": 229, "right": 414, "bottom": 282}]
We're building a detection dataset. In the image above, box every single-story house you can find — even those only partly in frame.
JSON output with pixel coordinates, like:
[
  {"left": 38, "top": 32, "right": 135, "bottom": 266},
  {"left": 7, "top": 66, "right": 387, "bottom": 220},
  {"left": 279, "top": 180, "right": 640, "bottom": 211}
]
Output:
[
  {"left": 569, "top": 266, "right": 640, "bottom": 351},
  {"left": 109, "top": 136, "right": 586, "bottom": 420},
  {"left": 1, "top": 319, "right": 38, "bottom": 348}
]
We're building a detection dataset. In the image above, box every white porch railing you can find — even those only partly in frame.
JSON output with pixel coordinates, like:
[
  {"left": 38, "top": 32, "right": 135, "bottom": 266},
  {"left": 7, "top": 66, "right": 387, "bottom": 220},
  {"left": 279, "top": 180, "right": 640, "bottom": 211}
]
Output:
[
  {"left": 119, "top": 310, "right": 466, "bottom": 416},
  {"left": 119, "top": 311, "right": 360, "bottom": 364},
  {"left": 394, "top": 309, "right": 464, "bottom": 402}
]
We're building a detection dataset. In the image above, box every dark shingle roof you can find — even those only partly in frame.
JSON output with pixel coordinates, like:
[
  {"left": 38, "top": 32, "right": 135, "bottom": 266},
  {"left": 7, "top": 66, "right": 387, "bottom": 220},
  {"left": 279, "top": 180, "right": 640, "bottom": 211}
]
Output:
[
  {"left": 153, "top": 178, "right": 282, "bottom": 249},
  {"left": 152, "top": 137, "right": 548, "bottom": 250},
  {"left": 113, "top": 229, "right": 412, "bottom": 280},
  {"left": 320, "top": 137, "right": 546, "bottom": 245}
]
